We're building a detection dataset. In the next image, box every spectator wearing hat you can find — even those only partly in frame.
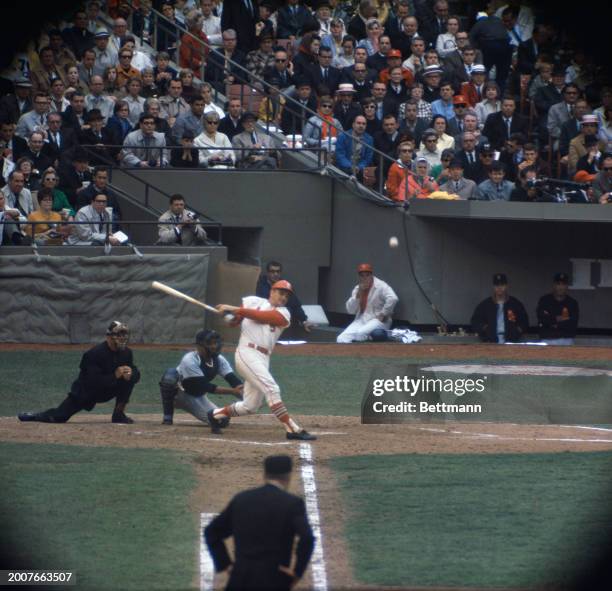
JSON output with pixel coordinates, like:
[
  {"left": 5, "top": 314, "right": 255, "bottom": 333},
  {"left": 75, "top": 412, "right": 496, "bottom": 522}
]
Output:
[
  {"left": 78, "top": 109, "right": 115, "bottom": 166},
  {"left": 334, "top": 83, "right": 362, "bottom": 130},
  {"left": 568, "top": 115, "right": 607, "bottom": 177},
  {"left": 471, "top": 273, "right": 528, "bottom": 343},
  {"left": 475, "top": 160, "right": 514, "bottom": 200},
  {"left": 0, "top": 79, "right": 33, "bottom": 124},
  {"left": 378, "top": 49, "right": 414, "bottom": 87},
  {"left": 246, "top": 34, "right": 276, "bottom": 84},
  {"left": 482, "top": 96, "right": 528, "bottom": 151},
  {"left": 337, "top": 263, "right": 398, "bottom": 343},
  {"left": 421, "top": 65, "right": 443, "bottom": 103},
  {"left": 280, "top": 78, "right": 317, "bottom": 136},
  {"left": 335, "top": 115, "right": 374, "bottom": 180},
  {"left": 459, "top": 63, "right": 488, "bottom": 108},
  {"left": 205, "top": 455, "right": 314, "bottom": 591},
  {"left": 537, "top": 274, "right": 579, "bottom": 345},
  {"left": 232, "top": 112, "right": 278, "bottom": 170},
  {"left": 592, "top": 153, "right": 612, "bottom": 204},
  {"left": 439, "top": 158, "right": 476, "bottom": 199},
  {"left": 92, "top": 29, "right": 118, "bottom": 75}
]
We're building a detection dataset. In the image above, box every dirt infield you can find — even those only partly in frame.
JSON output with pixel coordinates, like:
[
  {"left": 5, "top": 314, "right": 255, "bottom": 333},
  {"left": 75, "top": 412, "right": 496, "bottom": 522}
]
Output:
[
  {"left": 2, "top": 412, "right": 612, "bottom": 591},
  {"left": 2, "top": 341, "right": 612, "bottom": 362}
]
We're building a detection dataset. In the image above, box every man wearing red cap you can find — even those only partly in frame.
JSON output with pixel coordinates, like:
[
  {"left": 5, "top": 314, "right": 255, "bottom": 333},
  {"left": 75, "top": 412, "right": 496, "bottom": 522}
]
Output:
[
  {"left": 337, "top": 264, "right": 399, "bottom": 343},
  {"left": 378, "top": 49, "right": 414, "bottom": 86},
  {"left": 210, "top": 281, "right": 316, "bottom": 440}
]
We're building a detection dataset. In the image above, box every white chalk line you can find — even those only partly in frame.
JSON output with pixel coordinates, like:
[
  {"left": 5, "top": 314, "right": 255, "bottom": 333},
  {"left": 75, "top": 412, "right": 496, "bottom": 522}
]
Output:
[
  {"left": 299, "top": 443, "right": 329, "bottom": 591},
  {"left": 200, "top": 513, "right": 216, "bottom": 591},
  {"left": 558, "top": 425, "right": 612, "bottom": 433}
]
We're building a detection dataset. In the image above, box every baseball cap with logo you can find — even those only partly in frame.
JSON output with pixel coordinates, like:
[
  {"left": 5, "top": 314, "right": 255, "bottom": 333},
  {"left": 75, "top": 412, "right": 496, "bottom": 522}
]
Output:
[
  {"left": 94, "top": 28, "right": 110, "bottom": 38},
  {"left": 423, "top": 65, "right": 443, "bottom": 77},
  {"left": 553, "top": 272, "right": 570, "bottom": 284},
  {"left": 471, "top": 64, "right": 486, "bottom": 75},
  {"left": 453, "top": 94, "right": 468, "bottom": 105},
  {"left": 357, "top": 263, "right": 373, "bottom": 274},
  {"left": 573, "top": 170, "right": 596, "bottom": 183},
  {"left": 493, "top": 273, "right": 508, "bottom": 285},
  {"left": 387, "top": 49, "right": 402, "bottom": 59}
]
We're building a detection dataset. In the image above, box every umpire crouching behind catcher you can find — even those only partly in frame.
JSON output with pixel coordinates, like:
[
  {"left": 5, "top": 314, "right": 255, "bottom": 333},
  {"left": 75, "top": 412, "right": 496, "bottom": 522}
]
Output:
[{"left": 18, "top": 321, "right": 140, "bottom": 424}]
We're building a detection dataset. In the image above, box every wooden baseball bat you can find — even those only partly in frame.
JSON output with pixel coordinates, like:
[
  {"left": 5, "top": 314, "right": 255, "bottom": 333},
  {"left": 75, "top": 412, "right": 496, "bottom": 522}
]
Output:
[{"left": 151, "top": 281, "right": 221, "bottom": 315}]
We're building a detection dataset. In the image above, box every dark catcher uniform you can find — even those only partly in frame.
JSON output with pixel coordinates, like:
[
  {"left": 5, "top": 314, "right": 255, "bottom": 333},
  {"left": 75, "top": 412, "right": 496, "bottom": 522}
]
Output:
[
  {"left": 471, "top": 296, "right": 529, "bottom": 343},
  {"left": 536, "top": 294, "right": 579, "bottom": 340},
  {"left": 205, "top": 482, "right": 315, "bottom": 591},
  {"left": 22, "top": 341, "right": 140, "bottom": 423}
]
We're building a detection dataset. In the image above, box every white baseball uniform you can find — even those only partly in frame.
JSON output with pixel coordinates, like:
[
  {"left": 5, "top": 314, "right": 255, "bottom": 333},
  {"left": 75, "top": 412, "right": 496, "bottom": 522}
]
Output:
[
  {"left": 232, "top": 296, "right": 291, "bottom": 415},
  {"left": 337, "top": 276, "right": 399, "bottom": 343}
]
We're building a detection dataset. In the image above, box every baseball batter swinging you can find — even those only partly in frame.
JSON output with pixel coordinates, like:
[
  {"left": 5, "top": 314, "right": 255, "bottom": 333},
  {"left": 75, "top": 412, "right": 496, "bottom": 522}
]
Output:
[
  {"left": 159, "top": 330, "right": 243, "bottom": 425},
  {"left": 207, "top": 280, "right": 316, "bottom": 441}
]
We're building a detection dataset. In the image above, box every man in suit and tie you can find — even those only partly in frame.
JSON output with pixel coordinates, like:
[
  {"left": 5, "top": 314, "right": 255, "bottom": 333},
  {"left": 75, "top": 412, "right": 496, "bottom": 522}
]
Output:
[
  {"left": 482, "top": 96, "right": 528, "bottom": 151},
  {"left": 42, "top": 112, "right": 79, "bottom": 165},
  {"left": 421, "top": 0, "right": 449, "bottom": 49},
  {"left": 62, "top": 91, "right": 89, "bottom": 133},
  {"left": 121, "top": 113, "right": 168, "bottom": 168},
  {"left": 277, "top": 0, "right": 318, "bottom": 40},
  {"left": 547, "top": 83, "right": 581, "bottom": 148},
  {"left": 0, "top": 119, "right": 28, "bottom": 163},
  {"left": 280, "top": 79, "right": 317, "bottom": 136},
  {"left": 78, "top": 109, "right": 114, "bottom": 167},
  {"left": 385, "top": 0, "right": 411, "bottom": 43},
  {"left": 15, "top": 93, "right": 51, "bottom": 140},
  {"left": 205, "top": 29, "right": 248, "bottom": 93},
  {"left": 232, "top": 111, "right": 278, "bottom": 169},
  {"left": 439, "top": 158, "right": 477, "bottom": 199},
  {"left": 218, "top": 98, "right": 244, "bottom": 141},
  {"left": 76, "top": 165, "right": 123, "bottom": 222},
  {"left": 66, "top": 191, "right": 121, "bottom": 245},
  {"left": 308, "top": 45, "right": 341, "bottom": 96},
  {"left": 77, "top": 49, "right": 98, "bottom": 90},
  {"left": 22, "top": 131, "right": 54, "bottom": 173},
  {"left": 559, "top": 97, "right": 589, "bottom": 158},
  {"left": 61, "top": 10, "right": 95, "bottom": 60},
  {"left": 0, "top": 79, "right": 33, "bottom": 124},
  {"left": 221, "top": 0, "right": 259, "bottom": 54},
  {"left": 517, "top": 25, "right": 551, "bottom": 75},
  {"left": 456, "top": 132, "right": 484, "bottom": 182},
  {"left": 263, "top": 49, "right": 295, "bottom": 92},
  {"left": 205, "top": 455, "right": 315, "bottom": 591}
]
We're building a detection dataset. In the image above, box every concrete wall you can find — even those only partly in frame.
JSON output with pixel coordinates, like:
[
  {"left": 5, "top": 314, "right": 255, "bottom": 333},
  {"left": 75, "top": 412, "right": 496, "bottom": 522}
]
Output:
[{"left": 107, "top": 169, "right": 612, "bottom": 330}]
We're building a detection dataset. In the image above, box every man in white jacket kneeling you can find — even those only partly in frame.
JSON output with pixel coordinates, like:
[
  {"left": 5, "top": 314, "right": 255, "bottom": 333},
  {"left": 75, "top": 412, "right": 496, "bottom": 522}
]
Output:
[{"left": 337, "top": 263, "right": 399, "bottom": 343}]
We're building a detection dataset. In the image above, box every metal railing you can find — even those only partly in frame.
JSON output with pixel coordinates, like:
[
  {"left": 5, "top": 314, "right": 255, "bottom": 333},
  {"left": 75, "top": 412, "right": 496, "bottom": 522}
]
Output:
[
  {"left": 123, "top": 2, "right": 399, "bottom": 200},
  {"left": 1, "top": 219, "right": 223, "bottom": 250}
]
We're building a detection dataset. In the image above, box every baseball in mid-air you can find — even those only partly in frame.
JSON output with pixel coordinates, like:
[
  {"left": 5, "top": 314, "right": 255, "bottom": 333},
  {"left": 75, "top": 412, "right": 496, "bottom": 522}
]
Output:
[{"left": 389, "top": 236, "right": 399, "bottom": 248}]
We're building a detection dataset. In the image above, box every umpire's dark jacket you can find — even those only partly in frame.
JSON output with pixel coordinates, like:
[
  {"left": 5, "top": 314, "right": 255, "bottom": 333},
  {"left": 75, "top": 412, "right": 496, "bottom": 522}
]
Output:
[
  {"left": 70, "top": 342, "right": 140, "bottom": 409},
  {"left": 205, "top": 483, "right": 315, "bottom": 591},
  {"left": 471, "top": 296, "right": 529, "bottom": 343}
]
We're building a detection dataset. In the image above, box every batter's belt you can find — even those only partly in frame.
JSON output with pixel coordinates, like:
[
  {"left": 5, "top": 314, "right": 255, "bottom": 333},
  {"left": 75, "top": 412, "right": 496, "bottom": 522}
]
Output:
[{"left": 247, "top": 342, "right": 270, "bottom": 355}]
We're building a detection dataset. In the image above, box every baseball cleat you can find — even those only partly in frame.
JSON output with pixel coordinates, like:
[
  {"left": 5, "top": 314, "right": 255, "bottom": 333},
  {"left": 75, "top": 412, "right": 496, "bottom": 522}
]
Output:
[
  {"left": 18, "top": 412, "right": 39, "bottom": 422},
  {"left": 112, "top": 412, "right": 134, "bottom": 424},
  {"left": 207, "top": 409, "right": 223, "bottom": 434},
  {"left": 286, "top": 430, "right": 317, "bottom": 441}
]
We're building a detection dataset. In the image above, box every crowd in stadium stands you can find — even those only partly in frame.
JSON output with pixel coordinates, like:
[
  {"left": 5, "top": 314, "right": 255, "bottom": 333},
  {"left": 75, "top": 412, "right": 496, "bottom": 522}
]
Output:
[{"left": 1, "top": 0, "right": 611, "bottom": 245}]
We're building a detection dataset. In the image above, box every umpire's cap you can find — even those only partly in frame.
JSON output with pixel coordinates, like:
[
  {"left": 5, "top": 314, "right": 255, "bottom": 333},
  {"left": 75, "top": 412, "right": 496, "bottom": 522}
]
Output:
[
  {"left": 493, "top": 273, "right": 508, "bottom": 285},
  {"left": 271, "top": 280, "right": 293, "bottom": 293},
  {"left": 264, "top": 455, "right": 292, "bottom": 476},
  {"left": 553, "top": 272, "right": 570, "bottom": 284}
]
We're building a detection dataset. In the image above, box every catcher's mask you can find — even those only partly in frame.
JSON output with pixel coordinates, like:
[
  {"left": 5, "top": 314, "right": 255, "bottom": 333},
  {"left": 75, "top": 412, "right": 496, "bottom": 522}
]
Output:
[
  {"left": 106, "top": 320, "right": 129, "bottom": 350},
  {"left": 195, "top": 329, "right": 222, "bottom": 356}
]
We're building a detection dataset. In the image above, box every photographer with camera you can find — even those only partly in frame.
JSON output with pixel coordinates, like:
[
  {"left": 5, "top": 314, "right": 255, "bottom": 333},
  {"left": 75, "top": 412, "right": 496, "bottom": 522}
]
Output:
[
  {"left": 510, "top": 166, "right": 539, "bottom": 202},
  {"left": 157, "top": 193, "right": 207, "bottom": 246},
  {"left": 592, "top": 153, "right": 612, "bottom": 205}
]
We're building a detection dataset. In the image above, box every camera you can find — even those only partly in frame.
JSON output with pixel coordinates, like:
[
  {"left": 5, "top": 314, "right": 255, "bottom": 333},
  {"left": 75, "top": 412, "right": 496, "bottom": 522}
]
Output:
[{"left": 526, "top": 177, "right": 591, "bottom": 203}]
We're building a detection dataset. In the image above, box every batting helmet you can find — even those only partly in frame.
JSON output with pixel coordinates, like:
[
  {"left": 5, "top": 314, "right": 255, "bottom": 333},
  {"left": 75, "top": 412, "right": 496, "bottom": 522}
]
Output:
[
  {"left": 195, "top": 329, "right": 222, "bottom": 355},
  {"left": 271, "top": 280, "right": 293, "bottom": 293}
]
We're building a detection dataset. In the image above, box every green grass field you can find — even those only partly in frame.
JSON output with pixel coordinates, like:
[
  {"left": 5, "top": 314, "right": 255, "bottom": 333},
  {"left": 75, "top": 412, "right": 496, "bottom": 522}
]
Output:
[
  {"left": 331, "top": 451, "right": 612, "bottom": 588},
  {"left": 2, "top": 350, "right": 612, "bottom": 419},
  {"left": 1, "top": 442, "right": 197, "bottom": 590}
]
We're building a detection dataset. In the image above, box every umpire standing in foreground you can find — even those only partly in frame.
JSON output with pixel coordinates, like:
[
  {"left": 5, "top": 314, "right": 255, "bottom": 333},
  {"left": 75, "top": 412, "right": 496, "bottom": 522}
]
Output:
[
  {"left": 205, "top": 455, "right": 315, "bottom": 590},
  {"left": 18, "top": 321, "right": 140, "bottom": 424}
]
